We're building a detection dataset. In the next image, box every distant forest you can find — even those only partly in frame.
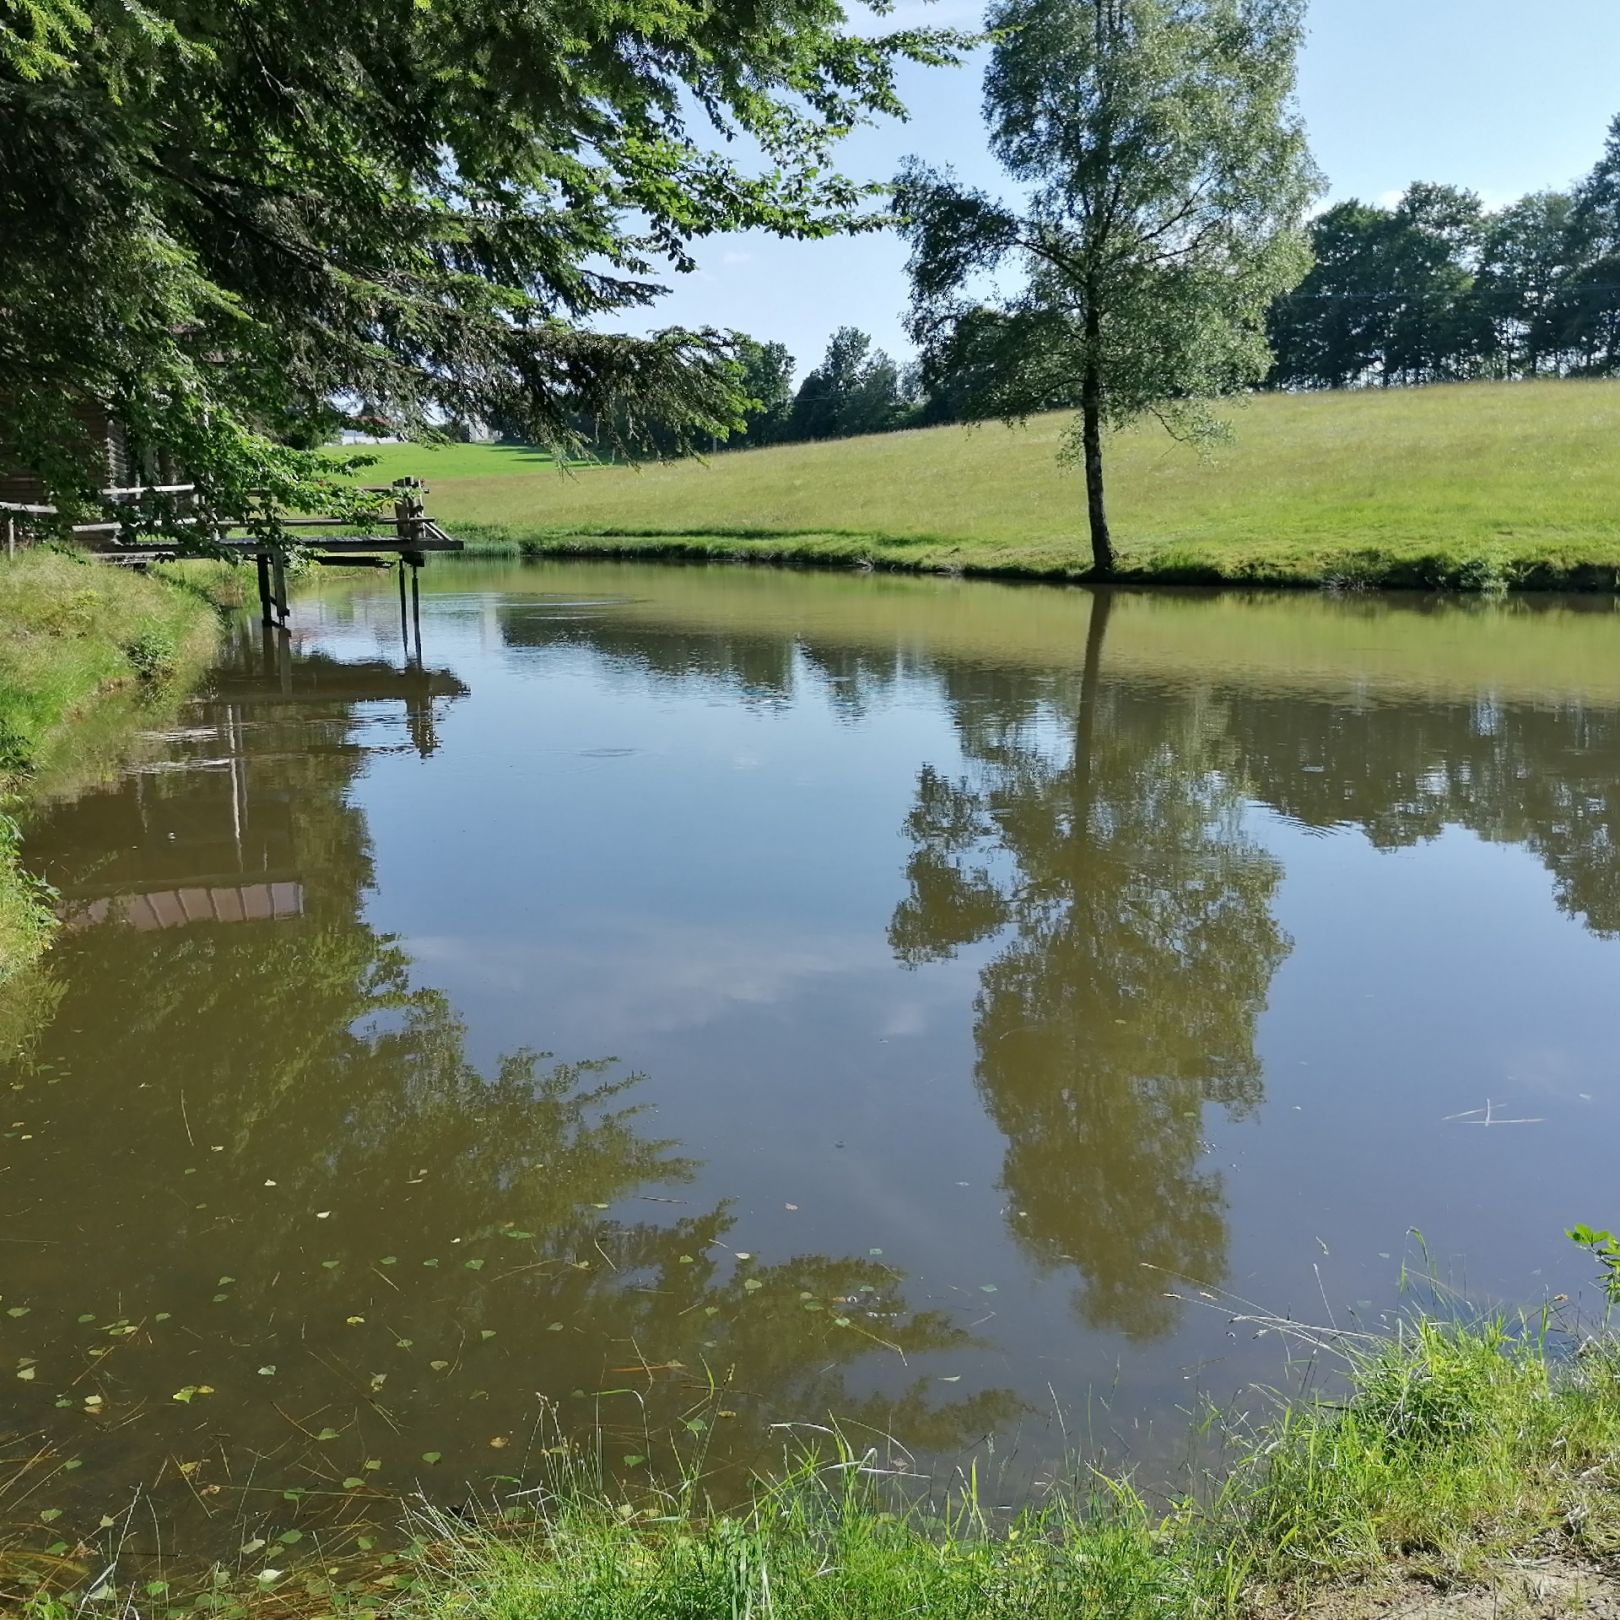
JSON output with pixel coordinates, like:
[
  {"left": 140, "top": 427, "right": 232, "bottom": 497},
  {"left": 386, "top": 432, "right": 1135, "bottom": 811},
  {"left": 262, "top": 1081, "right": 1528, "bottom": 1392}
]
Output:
[{"left": 528, "top": 114, "right": 1620, "bottom": 458}]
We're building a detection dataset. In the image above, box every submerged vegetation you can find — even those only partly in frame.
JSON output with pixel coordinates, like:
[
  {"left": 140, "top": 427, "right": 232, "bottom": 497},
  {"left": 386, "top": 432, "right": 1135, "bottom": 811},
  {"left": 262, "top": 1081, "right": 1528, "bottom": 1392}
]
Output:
[
  {"left": 13, "top": 1316, "right": 1620, "bottom": 1619},
  {"left": 0, "top": 549, "right": 225, "bottom": 978}
]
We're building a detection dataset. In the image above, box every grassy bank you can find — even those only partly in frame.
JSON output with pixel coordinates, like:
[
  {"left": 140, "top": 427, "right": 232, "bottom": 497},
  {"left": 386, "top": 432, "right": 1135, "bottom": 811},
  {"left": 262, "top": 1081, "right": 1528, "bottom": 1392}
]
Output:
[
  {"left": 19, "top": 1318, "right": 1620, "bottom": 1619},
  {"left": 0, "top": 550, "right": 229, "bottom": 979},
  {"left": 361, "top": 380, "right": 1620, "bottom": 589}
]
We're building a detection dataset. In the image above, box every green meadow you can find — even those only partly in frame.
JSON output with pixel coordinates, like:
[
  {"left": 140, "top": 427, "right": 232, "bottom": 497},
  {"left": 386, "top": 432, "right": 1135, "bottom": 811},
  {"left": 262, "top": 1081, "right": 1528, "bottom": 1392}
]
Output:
[{"left": 352, "top": 380, "right": 1620, "bottom": 589}]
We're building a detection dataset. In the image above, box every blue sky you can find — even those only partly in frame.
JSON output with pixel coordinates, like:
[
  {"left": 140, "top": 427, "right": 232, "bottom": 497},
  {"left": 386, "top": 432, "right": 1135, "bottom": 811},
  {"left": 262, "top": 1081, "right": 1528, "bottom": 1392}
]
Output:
[{"left": 631, "top": 0, "right": 1620, "bottom": 377}]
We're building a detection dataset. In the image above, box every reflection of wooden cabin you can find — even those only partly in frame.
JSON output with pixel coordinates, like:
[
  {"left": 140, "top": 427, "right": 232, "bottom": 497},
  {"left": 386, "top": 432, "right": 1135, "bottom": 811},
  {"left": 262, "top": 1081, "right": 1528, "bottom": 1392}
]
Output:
[
  {"left": 39, "top": 632, "right": 468, "bottom": 932},
  {"left": 63, "top": 883, "right": 303, "bottom": 932}
]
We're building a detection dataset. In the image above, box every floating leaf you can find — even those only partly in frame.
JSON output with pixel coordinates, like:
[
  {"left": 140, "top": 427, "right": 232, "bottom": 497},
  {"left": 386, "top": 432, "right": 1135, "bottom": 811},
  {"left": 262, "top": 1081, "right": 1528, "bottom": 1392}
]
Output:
[
  {"left": 343, "top": 1477, "right": 364, "bottom": 1489},
  {"left": 833, "top": 1317, "right": 851, "bottom": 1327},
  {"left": 346, "top": 1315, "right": 365, "bottom": 1325},
  {"left": 488, "top": 1436, "right": 508, "bottom": 1449},
  {"left": 315, "top": 1212, "right": 331, "bottom": 1220},
  {"left": 316, "top": 1427, "right": 340, "bottom": 1442},
  {"left": 321, "top": 1260, "right": 340, "bottom": 1270},
  {"left": 241, "top": 1538, "right": 266, "bottom": 1555},
  {"left": 172, "top": 1387, "right": 196, "bottom": 1403},
  {"left": 546, "top": 1323, "right": 563, "bottom": 1333},
  {"left": 734, "top": 1252, "right": 752, "bottom": 1261},
  {"left": 258, "top": 1365, "right": 277, "bottom": 1377},
  {"left": 623, "top": 1454, "right": 646, "bottom": 1467},
  {"left": 364, "top": 1459, "right": 382, "bottom": 1471},
  {"left": 154, "top": 1312, "right": 171, "bottom": 1323},
  {"left": 38, "top": 1508, "right": 60, "bottom": 1523},
  {"left": 217, "top": 1276, "right": 235, "bottom": 1287},
  {"left": 380, "top": 1256, "right": 398, "bottom": 1266},
  {"left": 278, "top": 1529, "right": 303, "bottom": 1545},
  {"left": 979, "top": 1284, "right": 998, "bottom": 1294},
  {"left": 480, "top": 1329, "right": 496, "bottom": 1341},
  {"left": 463, "top": 1259, "right": 485, "bottom": 1272},
  {"left": 868, "top": 1249, "right": 883, "bottom": 1258},
  {"left": 422, "top": 1258, "right": 440, "bottom": 1269},
  {"left": 430, "top": 1360, "right": 450, "bottom": 1371},
  {"left": 76, "top": 1313, "right": 95, "bottom": 1324},
  {"left": 6, "top": 1307, "right": 29, "bottom": 1318},
  {"left": 421, "top": 1452, "right": 441, "bottom": 1465},
  {"left": 395, "top": 1338, "right": 414, "bottom": 1349},
  {"left": 16, "top": 1367, "right": 35, "bottom": 1381},
  {"left": 743, "top": 1279, "right": 763, "bottom": 1292}
]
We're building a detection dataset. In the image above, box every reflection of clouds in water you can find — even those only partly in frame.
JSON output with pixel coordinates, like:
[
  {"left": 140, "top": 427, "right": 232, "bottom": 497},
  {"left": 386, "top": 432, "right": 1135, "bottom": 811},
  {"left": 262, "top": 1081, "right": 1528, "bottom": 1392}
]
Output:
[
  {"left": 408, "top": 921, "right": 966, "bottom": 1038},
  {"left": 1490, "top": 1044, "right": 1614, "bottom": 1106}
]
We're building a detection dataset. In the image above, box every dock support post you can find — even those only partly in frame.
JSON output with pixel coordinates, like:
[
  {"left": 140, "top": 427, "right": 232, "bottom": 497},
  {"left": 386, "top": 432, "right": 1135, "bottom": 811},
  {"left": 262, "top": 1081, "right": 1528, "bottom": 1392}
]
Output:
[
  {"left": 410, "top": 563, "right": 422, "bottom": 663},
  {"left": 257, "top": 553, "right": 274, "bottom": 627},
  {"left": 270, "top": 547, "right": 290, "bottom": 629}
]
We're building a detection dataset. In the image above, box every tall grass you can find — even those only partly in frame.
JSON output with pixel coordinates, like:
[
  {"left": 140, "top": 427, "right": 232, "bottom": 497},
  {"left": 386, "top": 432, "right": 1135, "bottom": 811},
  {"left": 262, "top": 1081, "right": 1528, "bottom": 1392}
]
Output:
[
  {"left": 386, "top": 1322, "right": 1620, "bottom": 1620},
  {"left": 0, "top": 549, "right": 226, "bottom": 978}
]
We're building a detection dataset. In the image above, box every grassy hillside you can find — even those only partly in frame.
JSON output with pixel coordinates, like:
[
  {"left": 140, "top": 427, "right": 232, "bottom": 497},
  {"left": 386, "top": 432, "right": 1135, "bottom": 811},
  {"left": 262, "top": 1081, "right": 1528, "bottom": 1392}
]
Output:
[{"left": 363, "top": 380, "right": 1620, "bottom": 588}]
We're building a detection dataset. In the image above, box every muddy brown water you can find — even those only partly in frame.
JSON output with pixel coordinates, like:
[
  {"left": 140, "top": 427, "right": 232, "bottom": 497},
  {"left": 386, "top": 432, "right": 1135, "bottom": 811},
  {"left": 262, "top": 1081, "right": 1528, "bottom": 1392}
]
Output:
[{"left": 5, "top": 559, "right": 1620, "bottom": 1567}]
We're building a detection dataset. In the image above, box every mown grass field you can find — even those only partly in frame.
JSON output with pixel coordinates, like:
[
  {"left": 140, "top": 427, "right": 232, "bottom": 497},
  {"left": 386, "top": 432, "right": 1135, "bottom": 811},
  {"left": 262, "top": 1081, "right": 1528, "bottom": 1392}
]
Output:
[{"left": 350, "top": 380, "right": 1620, "bottom": 589}]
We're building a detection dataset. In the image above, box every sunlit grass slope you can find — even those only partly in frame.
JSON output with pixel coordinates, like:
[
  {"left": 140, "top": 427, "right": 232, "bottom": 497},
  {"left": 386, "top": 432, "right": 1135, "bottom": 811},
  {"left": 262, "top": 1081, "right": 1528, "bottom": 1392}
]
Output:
[{"left": 374, "top": 380, "right": 1620, "bottom": 588}]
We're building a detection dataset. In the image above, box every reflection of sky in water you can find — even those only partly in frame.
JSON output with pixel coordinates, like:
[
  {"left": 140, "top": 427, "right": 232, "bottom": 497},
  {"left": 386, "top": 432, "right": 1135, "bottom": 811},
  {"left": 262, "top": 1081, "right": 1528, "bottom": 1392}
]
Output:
[{"left": 9, "top": 565, "right": 1620, "bottom": 1559}]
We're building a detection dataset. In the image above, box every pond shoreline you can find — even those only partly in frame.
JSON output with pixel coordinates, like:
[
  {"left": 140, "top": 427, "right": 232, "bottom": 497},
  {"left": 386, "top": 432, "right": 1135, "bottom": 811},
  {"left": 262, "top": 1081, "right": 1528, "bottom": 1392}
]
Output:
[
  {"left": 0, "top": 553, "right": 236, "bottom": 980},
  {"left": 460, "top": 527, "right": 1620, "bottom": 595},
  {"left": 17, "top": 1319, "right": 1620, "bottom": 1620}
]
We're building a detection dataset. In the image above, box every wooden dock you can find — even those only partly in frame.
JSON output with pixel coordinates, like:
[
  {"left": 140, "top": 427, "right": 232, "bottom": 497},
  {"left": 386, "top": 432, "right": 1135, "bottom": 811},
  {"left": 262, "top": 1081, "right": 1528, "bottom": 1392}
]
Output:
[{"left": 0, "top": 477, "right": 463, "bottom": 633}]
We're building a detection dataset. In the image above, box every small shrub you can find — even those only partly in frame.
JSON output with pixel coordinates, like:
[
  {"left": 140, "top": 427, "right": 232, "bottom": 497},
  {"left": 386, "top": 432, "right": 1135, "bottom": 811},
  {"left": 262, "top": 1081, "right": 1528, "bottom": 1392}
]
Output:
[
  {"left": 1569, "top": 1224, "right": 1620, "bottom": 1306},
  {"left": 124, "top": 626, "right": 179, "bottom": 682}
]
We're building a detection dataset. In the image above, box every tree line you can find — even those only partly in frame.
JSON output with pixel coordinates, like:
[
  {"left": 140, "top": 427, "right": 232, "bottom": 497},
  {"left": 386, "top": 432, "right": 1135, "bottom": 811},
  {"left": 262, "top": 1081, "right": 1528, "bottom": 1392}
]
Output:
[
  {"left": 1269, "top": 119, "right": 1620, "bottom": 389},
  {"left": 697, "top": 110, "right": 1620, "bottom": 465}
]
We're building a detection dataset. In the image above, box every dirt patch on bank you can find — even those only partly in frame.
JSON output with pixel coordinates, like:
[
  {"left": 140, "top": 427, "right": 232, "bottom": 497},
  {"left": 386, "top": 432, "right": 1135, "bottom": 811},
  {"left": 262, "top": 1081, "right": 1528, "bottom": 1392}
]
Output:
[{"left": 1293, "top": 1560, "right": 1620, "bottom": 1620}]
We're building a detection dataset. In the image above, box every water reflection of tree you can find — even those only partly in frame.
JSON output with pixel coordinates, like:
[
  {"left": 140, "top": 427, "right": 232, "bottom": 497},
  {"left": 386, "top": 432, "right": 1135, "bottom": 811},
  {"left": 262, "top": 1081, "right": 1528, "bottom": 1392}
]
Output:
[
  {"left": 0, "top": 639, "right": 1016, "bottom": 1552},
  {"left": 889, "top": 596, "right": 1291, "bottom": 1340},
  {"left": 1219, "top": 694, "right": 1620, "bottom": 938}
]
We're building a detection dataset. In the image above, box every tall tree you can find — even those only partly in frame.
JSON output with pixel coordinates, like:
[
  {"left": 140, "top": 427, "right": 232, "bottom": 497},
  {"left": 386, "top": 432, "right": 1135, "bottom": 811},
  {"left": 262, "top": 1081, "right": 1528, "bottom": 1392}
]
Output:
[
  {"left": 1476, "top": 192, "right": 1577, "bottom": 379},
  {"left": 787, "top": 325, "right": 905, "bottom": 440},
  {"left": 897, "top": 0, "right": 1316, "bottom": 576},
  {"left": 0, "top": 0, "right": 963, "bottom": 530},
  {"left": 734, "top": 339, "right": 797, "bottom": 446},
  {"left": 1559, "top": 115, "right": 1620, "bottom": 377},
  {"left": 1380, "top": 184, "right": 1488, "bottom": 386},
  {"left": 1267, "top": 201, "right": 1393, "bottom": 389}
]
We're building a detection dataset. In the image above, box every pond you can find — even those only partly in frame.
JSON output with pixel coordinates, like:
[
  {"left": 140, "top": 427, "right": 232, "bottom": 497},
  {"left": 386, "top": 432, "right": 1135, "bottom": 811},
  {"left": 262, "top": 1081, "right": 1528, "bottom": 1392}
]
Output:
[{"left": 6, "top": 559, "right": 1620, "bottom": 1565}]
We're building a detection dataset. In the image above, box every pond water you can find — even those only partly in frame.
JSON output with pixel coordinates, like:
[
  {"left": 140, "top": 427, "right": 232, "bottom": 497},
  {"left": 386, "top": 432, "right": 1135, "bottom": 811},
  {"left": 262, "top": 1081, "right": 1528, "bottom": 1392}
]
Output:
[{"left": 6, "top": 559, "right": 1620, "bottom": 1565}]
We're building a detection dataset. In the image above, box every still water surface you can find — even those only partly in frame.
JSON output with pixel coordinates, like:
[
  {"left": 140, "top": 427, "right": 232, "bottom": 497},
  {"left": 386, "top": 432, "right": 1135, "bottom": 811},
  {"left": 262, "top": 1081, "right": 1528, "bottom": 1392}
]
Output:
[{"left": 6, "top": 561, "right": 1620, "bottom": 1558}]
